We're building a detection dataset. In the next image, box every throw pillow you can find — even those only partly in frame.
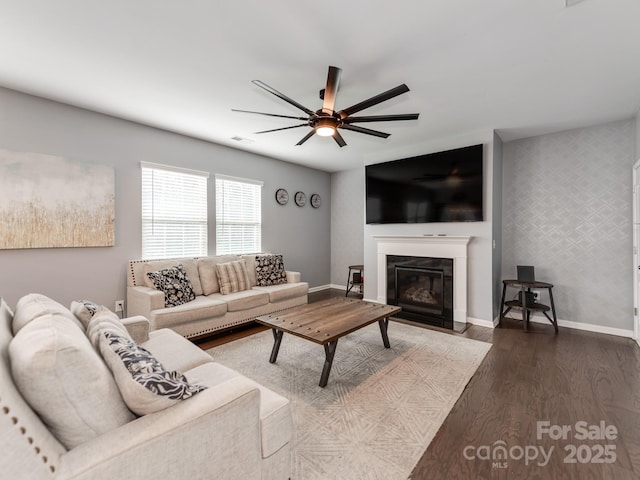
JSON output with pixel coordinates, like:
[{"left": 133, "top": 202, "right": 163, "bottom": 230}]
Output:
[
  {"left": 86, "top": 306, "right": 131, "bottom": 349},
  {"left": 215, "top": 259, "right": 251, "bottom": 295},
  {"left": 99, "top": 330, "right": 207, "bottom": 415},
  {"left": 255, "top": 254, "right": 287, "bottom": 286},
  {"left": 70, "top": 299, "right": 100, "bottom": 329},
  {"left": 146, "top": 264, "right": 196, "bottom": 307}
]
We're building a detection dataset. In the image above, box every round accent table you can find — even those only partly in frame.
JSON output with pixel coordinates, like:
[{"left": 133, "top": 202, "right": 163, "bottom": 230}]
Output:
[{"left": 499, "top": 279, "right": 558, "bottom": 333}]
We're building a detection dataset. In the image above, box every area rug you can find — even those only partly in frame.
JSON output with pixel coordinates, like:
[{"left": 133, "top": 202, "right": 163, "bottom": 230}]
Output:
[{"left": 206, "top": 321, "right": 491, "bottom": 480}]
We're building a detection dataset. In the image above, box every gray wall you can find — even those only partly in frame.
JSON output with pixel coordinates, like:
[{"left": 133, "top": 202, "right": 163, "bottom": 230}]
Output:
[
  {"left": 636, "top": 110, "right": 640, "bottom": 160},
  {"left": 0, "top": 87, "right": 331, "bottom": 310},
  {"left": 502, "top": 120, "right": 635, "bottom": 331},
  {"left": 330, "top": 167, "right": 365, "bottom": 287},
  {"left": 492, "top": 132, "right": 504, "bottom": 319}
]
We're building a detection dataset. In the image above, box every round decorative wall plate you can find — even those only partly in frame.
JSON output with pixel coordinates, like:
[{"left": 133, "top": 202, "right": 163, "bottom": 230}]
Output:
[
  {"left": 310, "top": 193, "right": 321, "bottom": 208},
  {"left": 275, "top": 188, "right": 289, "bottom": 205},
  {"left": 294, "top": 191, "right": 307, "bottom": 207}
]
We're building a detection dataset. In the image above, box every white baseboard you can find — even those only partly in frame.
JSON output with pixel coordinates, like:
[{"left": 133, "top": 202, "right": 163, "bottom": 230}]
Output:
[
  {"left": 496, "top": 313, "right": 634, "bottom": 338},
  {"left": 308, "top": 284, "right": 332, "bottom": 294},
  {"left": 466, "top": 316, "right": 496, "bottom": 329}
]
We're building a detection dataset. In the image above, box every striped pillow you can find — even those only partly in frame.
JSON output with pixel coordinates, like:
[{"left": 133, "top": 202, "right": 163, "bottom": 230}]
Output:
[{"left": 215, "top": 259, "right": 251, "bottom": 295}]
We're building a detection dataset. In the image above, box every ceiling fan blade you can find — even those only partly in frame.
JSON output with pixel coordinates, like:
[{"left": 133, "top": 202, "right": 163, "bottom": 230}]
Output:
[
  {"left": 296, "top": 130, "right": 316, "bottom": 146},
  {"left": 339, "top": 124, "right": 390, "bottom": 138},
  {"left": 232, "top": 109, "right": 309, "bottom": 121},
  {"left": 333, "top": 130, "right": 347, "bottom": 147},
  {"left": 252, "top": 80, "right": 315, "bottom": 116},
  {"left": 255, "top": 124, "right": 308, "bottom": 134},
  {"left": 343, "top": 113, "right": 419, "bottom": 123},
  {"left": 322, "top": 66, "right": 342, "bottom": 115},
  {"left": 337, "top": 84, "right": 410, "bottom": 118}
]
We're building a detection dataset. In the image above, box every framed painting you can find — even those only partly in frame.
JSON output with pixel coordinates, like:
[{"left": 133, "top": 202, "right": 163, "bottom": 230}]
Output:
[{"left": 0, "top": 148, "right": 115, "bottom": 249}]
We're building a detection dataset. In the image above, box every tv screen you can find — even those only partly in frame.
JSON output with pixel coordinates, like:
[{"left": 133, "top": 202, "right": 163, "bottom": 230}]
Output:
[{"left": 366, "top": 144, "right": 483, "bottom": 224}]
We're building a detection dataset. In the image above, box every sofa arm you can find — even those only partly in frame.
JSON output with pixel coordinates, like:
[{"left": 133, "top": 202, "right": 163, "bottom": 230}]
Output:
[
  {"left": 127, "top": 286, "right": 164, "bottom": 318},
  {"left": 286, "top": 271, "right": 301, "bottom": 283},
  {"left": 121, "top": 315, "right": 150, "bottom": 343},
  {"left": 57, "top": 376, "right": 263, "bottom": 480}
]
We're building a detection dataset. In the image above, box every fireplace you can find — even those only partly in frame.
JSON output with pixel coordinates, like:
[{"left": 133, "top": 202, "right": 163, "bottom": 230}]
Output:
[
  {"left": 387, "top": 255, "right": 453, "bottom": 329},
  {"left": 373, "top": 235, "right": 471, "bottom": 332}
]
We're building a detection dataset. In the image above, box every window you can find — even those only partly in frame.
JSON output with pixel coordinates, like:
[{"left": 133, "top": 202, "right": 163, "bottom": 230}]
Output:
[
  {"left": 141, "top": 162, "right": 208, "bottom": 258},
  {"left": 215, "top": 174, "right": 262, "bottom": 254}
]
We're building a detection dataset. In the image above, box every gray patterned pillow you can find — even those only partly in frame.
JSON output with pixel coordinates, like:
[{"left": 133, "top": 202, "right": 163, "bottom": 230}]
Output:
[
  {"left": 146, "top": 264, "right": 196, "bottom": 307},
  {"left": 99, "top": 330, "right": 206, "bottom": 415},
  {"left": 255, "top": 254, "right": 287, "bottom": 286}
]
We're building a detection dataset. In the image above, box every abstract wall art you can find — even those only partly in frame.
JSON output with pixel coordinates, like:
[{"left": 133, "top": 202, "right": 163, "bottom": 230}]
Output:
[{"left": 0, "top": 148, "right": 115, "bottom": 249}]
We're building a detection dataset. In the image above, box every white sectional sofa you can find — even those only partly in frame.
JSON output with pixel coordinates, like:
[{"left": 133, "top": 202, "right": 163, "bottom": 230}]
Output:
[
  {"left": 1, "top": 293, "right": 293, "bottom": 480},
  {"left": 127, "top": 253, "right": 309, "bottom": 339}
]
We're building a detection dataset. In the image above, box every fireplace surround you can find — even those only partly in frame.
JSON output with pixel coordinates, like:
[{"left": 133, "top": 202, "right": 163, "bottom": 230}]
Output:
[{"left": 373, "top": 235, "right": 471, "bottom": 331}]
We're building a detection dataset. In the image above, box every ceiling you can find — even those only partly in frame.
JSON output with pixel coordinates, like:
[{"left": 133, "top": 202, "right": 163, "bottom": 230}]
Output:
[{"left": 2, "top": 0, "right": 640, "bottom": 173}]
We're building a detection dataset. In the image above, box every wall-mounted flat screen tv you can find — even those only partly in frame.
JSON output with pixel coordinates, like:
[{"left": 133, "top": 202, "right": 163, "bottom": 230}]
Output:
[{"left": 366, "top": 144, "right": 483, "bottom": 224}]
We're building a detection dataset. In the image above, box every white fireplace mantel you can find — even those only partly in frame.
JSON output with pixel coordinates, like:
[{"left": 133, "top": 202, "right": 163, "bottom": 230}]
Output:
[{"left": 372, "top": 235, "right": 471, "bottom": 324}]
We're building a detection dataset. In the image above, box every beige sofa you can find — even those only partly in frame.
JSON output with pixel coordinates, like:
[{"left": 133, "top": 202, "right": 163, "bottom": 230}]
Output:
[
  {"left": 1, "top": 294, "right": 293, "bottom": 480},
  {"left": 127, "top": 254, "right": 308, "bottom": 339}
]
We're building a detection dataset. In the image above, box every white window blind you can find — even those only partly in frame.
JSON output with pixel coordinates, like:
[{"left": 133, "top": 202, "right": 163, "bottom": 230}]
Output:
[
  {"left": 215, "top": 174, "right": 262, "bottom": 254},
  {"left": 141, "top": 162, "right": 209, "bottom": 258}
]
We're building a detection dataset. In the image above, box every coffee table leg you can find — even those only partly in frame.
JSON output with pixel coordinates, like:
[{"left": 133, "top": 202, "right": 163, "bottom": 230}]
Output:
[
  {"left": 319, "top": 340, "right": 338, "bottom": 388},
  {"left": 269, "top": 329, "right": 284, "bottom": 363},
  {"left": 378, "top": 318, "right": 391, "bottom": 348}
]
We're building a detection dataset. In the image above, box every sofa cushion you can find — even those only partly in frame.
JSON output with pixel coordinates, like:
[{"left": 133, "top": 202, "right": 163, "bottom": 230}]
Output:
[
  {"left": 13, "top": 293, "right": 83, "bottom": 334},
  {"left": 99, "top": 330, "right": 207, "bottom": 416},
  {"left": 142, "top": 328, "right": 214, "bottom": 372},
  {"left": 197, "top": 255, "right": 240, "bottom": 295},
  {"left": 241, "top": 254, "right": 259, "bottom": 286},
  {"left": 142, "top": 258, "right": 203, "bottom": 296},
  {"left": 207, "top": 290, "right": 269, "bottom": 312},
  {"left": 147, "top": 264, "right": 196, "bottom": 307},
  {"left": 216, "top": 259, "right": 251, "bottom": 295},
  {"left": 70, "top": 299, "right": 100, "bottom": 329},
  {"left": 149, "top": 296, "right": 227, "bottom": 329},
  {"left": 9, "top": 313, "right": 134, "bottom": 449},
  {"left": 186, "top": 362, "right": 292, "bottom": 458},
  {"left": 253, "top": 282, "right": 309, "bottom": 303},
  {"left": 255, "top": 254, "right": 287, "bottom": 286}
]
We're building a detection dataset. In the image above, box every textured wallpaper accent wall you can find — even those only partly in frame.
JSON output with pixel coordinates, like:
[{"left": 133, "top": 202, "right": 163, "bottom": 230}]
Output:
[
  {"left": 502, "top": 120, "right": 634, "bottom": 330},
  {"left": 330, "top": 167, "right": 365, "bottom": 286}
]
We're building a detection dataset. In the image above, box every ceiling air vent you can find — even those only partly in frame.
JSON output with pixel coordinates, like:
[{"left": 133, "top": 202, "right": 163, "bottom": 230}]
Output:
[{"left": 231, "top": 136, "right": 255, "bottom": 144}]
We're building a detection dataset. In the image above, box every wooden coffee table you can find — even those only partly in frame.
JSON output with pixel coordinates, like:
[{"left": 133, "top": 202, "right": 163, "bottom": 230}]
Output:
[{"left": 255, "top": 297, "right": 401, "bottom": 387}]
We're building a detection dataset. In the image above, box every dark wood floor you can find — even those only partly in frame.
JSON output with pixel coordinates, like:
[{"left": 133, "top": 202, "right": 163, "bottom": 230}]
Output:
[{"left": 198, "top": 289, "right": 640, "bottom": 479}]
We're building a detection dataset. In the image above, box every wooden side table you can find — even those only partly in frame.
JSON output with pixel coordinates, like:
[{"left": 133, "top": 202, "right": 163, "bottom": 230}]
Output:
[
  {"left": 499, "top": 279, "right": 558, "bottom": 333},
  {"left": 345, "top": 265, "right": 364, "bottom": 297}
]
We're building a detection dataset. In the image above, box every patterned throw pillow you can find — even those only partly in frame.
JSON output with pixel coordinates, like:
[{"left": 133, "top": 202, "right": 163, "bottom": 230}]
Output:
[
  {"left": 146, "top": 264, "right": 196, "bottom": 307},
  {"left": 99, "top": 330, "right": 207, "bottom": 416},
  {"left": 215, "top": 259, "right": 251, "bottom": 295},
  {"left": 255, "top": 254, "right": 287, "bottom": 286}
]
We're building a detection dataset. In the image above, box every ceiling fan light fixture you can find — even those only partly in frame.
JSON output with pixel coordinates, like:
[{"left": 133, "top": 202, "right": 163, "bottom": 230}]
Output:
[{"left": 315, "top": 118, "right": 336, "bottom": 137}]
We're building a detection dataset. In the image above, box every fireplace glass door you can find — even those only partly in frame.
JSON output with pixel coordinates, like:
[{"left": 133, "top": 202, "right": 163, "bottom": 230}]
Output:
[{"left": 395, "top": 266, "right": 445, "bottom": 317}]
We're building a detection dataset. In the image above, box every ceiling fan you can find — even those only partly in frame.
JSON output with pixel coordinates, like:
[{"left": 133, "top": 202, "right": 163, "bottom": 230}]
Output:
[{"left": 232, "top": 66, "right": 420, "bottom": 147}]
